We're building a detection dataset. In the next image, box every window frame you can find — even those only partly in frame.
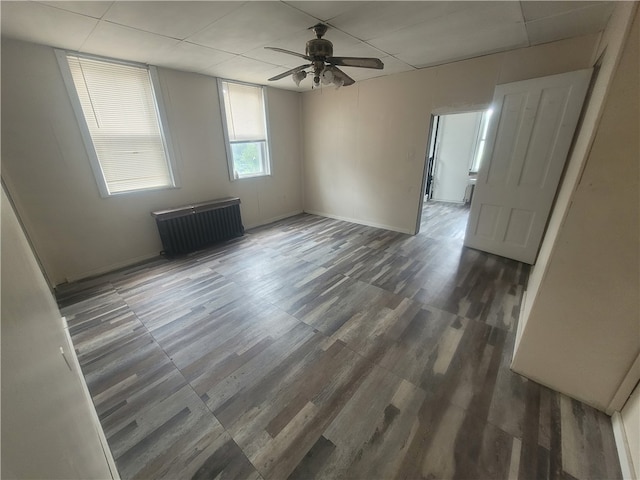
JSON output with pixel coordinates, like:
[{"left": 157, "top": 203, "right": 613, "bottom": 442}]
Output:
[
  {"left": 217, "top": 78, "right": 272, "bottom": 181},
  {"left": 55, "top": 50, "right": 179, "bottom": 197},
  {"left": 470, "top": 108, "right": 493, "bottom": 174}
]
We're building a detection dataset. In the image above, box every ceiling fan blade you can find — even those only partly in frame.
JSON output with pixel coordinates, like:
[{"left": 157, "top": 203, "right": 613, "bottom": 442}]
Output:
[
  {"left": 328, "top": 57, "right": 384, "bottom": 69},
  {"left": 331, "top": 67, "right": 356, "bottom": 87},
  {"left": 268, "top": 64, "right": 312, "bottom": 82},
  {"left": 264, "top": 47, "right": 312, "bottom": 61}
]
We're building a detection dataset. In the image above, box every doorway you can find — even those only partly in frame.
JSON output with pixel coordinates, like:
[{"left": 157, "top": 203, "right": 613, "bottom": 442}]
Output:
[{"left": 418, "top": 108, "right": 492, "bottom": 234}]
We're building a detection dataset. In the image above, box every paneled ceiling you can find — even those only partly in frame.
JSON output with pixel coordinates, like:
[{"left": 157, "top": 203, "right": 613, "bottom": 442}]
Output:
[{"left": 1, "top": 1, "right": 614, "bottom": 91}]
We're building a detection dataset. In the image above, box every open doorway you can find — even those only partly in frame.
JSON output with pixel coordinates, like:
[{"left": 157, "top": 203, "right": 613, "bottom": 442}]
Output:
[{"left": 417, "top": 108, "right": 492, "bottom": 236}]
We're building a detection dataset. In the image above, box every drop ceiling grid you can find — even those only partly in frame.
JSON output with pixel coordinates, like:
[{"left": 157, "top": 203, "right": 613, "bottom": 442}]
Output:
[{"left": 0, "top": 1, "right": 615, "bottom": 91}]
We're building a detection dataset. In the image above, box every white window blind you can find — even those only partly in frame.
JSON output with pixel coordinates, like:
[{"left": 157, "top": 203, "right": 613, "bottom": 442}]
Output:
[
  {"left": 65, "top": 54, "right": 174, "bottom": 195},
  {"left": 222, "top": 81, "right": 267, "bottom": 142}
]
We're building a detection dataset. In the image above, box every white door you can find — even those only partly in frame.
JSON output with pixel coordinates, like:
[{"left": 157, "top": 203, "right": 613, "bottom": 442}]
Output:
[
  {"left": 432, "top": 112, "right": 483, "bottom": 203},
  {"left": 464, "top": 69, "right": 592, "bottom": 264}
]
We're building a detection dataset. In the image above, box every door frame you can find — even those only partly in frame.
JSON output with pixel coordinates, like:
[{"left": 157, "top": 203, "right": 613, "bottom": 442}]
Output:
[
  {"left": 415, "top": 105, "right": 491, "bottom": 235},
  {"left": 425, "top": 115, "right": 439, "bottom": 201}
]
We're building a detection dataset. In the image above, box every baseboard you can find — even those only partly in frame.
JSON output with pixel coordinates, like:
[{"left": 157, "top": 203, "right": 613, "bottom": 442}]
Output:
[
  {"left": 304, "top": 209, "right": 415, "bottom": 235},
  {"left": 244, "top": 210, "right": 304, "bottom": 230},
  {"left": 612, "top": 412, "right": 636, "bottom": 480},
  {"left": 64, "top": 252, "right": 160, "bottom": 284},
  {"left": 429, "top": 199, "right": 465, "bottom": 205},
  {"left": 513, "top": 289, "right": 528, "bottom": 358}
]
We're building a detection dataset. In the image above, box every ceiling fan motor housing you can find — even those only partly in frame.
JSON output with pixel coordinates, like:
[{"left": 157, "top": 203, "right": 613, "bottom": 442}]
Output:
[{"left": 306, "top": 38, "right": 333, "bottom": 59}]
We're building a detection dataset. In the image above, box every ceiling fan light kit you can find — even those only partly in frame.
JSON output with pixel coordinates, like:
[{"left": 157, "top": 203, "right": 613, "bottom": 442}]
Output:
[
  {"left": 292, "top": 70, "right": 307, "bottom": 87},
  {"left": 265, "top": 23, "right": 384, "bottom": 89}
]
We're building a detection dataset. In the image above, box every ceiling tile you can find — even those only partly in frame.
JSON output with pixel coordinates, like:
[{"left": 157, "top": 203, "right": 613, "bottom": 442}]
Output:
[
  {"left": 328, "top": 1, "right": 452, "bottom": 41},
  {"left": 398, "top": 22, "right": 528, "bottom": 68},
  {"left": 285, "top": 1, "right": 365, "bottom": 22},
  {"left": 368, "top": 2, "right": 527, "bottom": 65},
  {"left": 520, "top": 1, "right": 607, "bottom": 22},
  {"left": 156, "top": 42, "right": 235, "bottom": 73},
  {"left": 203, "top": 55, "right": 281, "bottom": 83},
  {"left": 526, "top": 2, "right": 615, "bottom": 45},
  {"left": 103, "top": 1, "right": 243, "bottom": 40},
  {"left": 38, "top": 1, "right": 113, "bottom": 19},
  {"left": 80, "top": 21, "right": 180, "bottom": 64},
  {"left": 1, "top": 1, "right": 98, "bottom": 51},
  {"left": 187, "top": 2, "right": 316, "bottom": 54}
]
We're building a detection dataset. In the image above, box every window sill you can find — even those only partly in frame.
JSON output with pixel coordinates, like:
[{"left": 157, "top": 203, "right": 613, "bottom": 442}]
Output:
[
  {"left": 102, "top": 184, "right": 180, "bottom": 198},
  {"left": 233, "top": 173, "right": 271, "bottom": 181}
]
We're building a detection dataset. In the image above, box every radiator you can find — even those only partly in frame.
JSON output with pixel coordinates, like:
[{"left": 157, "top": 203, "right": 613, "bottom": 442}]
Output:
[{"left": 151, "top": 197, "right": 244, "bottom": 256}]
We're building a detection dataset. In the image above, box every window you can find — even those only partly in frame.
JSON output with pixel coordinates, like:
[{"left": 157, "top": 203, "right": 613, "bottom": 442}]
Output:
[
  {"left": 471, "top": 108, "right": 493, "bottom": 173},
  {"left": 56, "top": 51, "right": 176, "bottom": 196},
  {"left": 218, "top": 80, "right": 270, "bottom": 180}
]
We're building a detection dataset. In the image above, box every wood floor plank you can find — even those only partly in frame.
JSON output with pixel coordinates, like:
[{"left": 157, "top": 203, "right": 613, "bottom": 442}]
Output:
[{"left": 58, "top": 201, "right": 622, "bottom": 480}]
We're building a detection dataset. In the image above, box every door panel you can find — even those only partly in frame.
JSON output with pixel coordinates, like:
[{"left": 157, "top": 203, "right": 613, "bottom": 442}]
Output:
[
  {"left": 476, "top": 204, "right": 501, "bottom": 238},
  {"left": 464, "top": 69, "right": 592, "bottom": 264},
  {"left": 504, "top": 208, "right": 534, "bottom": 246},
  {"left": 519, "top": 86, "right": 572, "bottom": 187},
  {"left": 486, "top": 92, "right": 531, "bottom": 186}
]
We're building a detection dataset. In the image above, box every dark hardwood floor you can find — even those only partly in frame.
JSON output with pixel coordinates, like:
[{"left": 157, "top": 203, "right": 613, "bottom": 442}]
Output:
[{"left": 57, "top": 201, "right": 621, "bottom": 480}]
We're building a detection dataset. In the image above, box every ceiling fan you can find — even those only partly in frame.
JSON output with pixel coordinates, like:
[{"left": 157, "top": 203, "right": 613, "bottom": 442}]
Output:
[{"left": 265, "top": 23, "right": 384, "bottom": 89}]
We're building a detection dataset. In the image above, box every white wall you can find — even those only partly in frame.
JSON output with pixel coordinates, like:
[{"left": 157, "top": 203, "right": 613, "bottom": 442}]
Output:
[
  {"left": 512, "top": 4, "right": 639, "bottom": 413},
  {"left": 432, "top": 111, "right": 481, "bottom": 203},
  {"left": 301, "top": 33, "right": 598, "bottom": 234},
  {"left": 1, "top": 186, "right": 114, "bottom": 479},
  {"left": 1, "top": 38, "right": 303, "bottom": 285}
]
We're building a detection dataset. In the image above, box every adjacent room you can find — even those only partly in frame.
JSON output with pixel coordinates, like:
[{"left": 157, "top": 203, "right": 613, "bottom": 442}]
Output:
[{"left": 2, "top": 2, "right": 638, "bottom": 479}]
